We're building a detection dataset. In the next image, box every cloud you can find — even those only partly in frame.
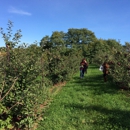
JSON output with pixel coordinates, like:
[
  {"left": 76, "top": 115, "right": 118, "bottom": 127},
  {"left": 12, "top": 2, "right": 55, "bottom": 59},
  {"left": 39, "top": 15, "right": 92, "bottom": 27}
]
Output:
[{"left": 8, "top": 7, "right": 32, "bottom": 16}]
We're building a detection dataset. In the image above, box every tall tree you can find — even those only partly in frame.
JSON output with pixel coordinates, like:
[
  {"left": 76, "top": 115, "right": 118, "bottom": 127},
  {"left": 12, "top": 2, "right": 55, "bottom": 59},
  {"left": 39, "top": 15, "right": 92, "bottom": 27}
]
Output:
[
  {"left": 50, "top": 31, "right": 65, "bottom": 47},
  {"left": 67, "top": 28, "right": 97, "bottom": 45},
  {"left": 40, "top": 35, "right": 52, "bottom": 50}
]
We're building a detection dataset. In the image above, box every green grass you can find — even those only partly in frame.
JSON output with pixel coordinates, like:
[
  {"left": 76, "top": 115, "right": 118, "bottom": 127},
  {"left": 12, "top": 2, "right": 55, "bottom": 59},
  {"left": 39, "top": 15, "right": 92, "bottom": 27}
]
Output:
[{"left": 37, "top": 64, "right": 130, "bottom": 130}]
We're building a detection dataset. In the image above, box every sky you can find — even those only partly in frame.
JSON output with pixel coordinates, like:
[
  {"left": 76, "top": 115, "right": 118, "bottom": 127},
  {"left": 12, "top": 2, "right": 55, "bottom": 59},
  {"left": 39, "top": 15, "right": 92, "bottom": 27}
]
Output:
[{"left": 0, "top": 0, "right": 130, "bottom": 47}]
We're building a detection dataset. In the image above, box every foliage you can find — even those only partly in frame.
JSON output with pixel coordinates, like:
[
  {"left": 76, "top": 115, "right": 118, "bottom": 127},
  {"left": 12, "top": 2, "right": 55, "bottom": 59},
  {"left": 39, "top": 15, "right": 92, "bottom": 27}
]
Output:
[
  {"left": 43, "top": 46, "right": 82, "bottom": 85},
  {"left": 109, "top": 45, "right": 130, "bottom": 89},
  {"left": 40, "top": 35, "right": 52, "bottom": 50},
  {"left": 92, "top": 38, "right": 130, "bottom": 90},
  {"left": 92, "top": 39, "right": 122, "bottom": 64},
  {"left": 0, "top": 21, "right": 49, "bottom": 129},
  {"left": 40, "top": 28, "right": 97, "bottom": 50},
  {"left": 67, "top": 28, "right": 97, "bottom": 44}
]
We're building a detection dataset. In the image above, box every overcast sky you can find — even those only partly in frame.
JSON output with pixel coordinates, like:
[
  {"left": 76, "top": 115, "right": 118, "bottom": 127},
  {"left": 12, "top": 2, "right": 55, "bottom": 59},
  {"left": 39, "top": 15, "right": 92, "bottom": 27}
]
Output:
[{"left": 0, "top": 0, "right": 130, "bottom": 47}]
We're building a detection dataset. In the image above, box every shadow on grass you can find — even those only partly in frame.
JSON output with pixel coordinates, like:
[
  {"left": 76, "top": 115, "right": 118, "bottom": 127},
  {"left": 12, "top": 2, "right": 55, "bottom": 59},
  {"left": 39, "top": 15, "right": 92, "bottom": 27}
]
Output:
[
  {"left": 71, "top": 73, "right": 118, "bottom": 95},
  {"left": 65, "top": 65, "right": 130, "bottom": 128},
  {"left": 65, "top": 104, "right": 130, "bottom": 129}
]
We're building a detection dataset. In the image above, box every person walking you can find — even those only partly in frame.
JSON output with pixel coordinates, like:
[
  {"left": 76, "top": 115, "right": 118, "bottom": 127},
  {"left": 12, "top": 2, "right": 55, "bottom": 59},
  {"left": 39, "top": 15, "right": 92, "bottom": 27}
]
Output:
[
  {"left": 102, "top": 61, "right": 109, "bottom": 82},
  {"left": 80, "top": 58, "right": 88, "bottom": 78},
  {"left": 83, "top": 58, "right": 88, "bottom": 74},
  {"left": 80, "top": 63, "right": 84, "bottom": 78}
]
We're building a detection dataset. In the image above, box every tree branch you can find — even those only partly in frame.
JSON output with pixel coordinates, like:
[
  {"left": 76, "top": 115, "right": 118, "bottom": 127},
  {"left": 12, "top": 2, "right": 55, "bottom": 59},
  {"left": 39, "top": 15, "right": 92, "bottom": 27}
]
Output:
[{"left": 0, "top": 77, "right": 18, "bottom": 102}]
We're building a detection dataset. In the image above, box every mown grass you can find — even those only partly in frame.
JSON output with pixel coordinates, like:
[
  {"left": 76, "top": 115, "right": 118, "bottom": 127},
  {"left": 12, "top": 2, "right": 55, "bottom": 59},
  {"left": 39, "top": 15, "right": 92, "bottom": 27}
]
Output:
[{"left": 37, "top": 64, "right": 130, "bottom": 130}]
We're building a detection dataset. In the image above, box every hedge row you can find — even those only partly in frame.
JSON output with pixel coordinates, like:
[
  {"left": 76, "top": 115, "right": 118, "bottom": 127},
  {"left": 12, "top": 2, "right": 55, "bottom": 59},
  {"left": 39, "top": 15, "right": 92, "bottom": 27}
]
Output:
[{"left": 0, "top": 44, "right": 82, "bottom": 130}]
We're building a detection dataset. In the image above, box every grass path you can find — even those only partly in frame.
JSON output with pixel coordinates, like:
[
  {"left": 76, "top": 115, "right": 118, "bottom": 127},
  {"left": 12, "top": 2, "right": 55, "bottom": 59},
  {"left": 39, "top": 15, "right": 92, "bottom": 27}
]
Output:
[{"left": 37, "top": 64, "right": 130, "bottom": 130}]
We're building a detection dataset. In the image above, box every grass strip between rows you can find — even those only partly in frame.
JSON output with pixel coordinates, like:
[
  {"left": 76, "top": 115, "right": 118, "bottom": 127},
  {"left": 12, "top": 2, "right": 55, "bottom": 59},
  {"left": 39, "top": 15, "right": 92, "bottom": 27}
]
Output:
[{"left": 37, "top": 64, "right": 130, "bottom": 130}]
